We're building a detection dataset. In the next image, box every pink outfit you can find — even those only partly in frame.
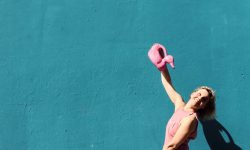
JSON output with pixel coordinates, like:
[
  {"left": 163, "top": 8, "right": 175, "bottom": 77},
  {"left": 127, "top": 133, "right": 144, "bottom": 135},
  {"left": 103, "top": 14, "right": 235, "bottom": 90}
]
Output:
[{"left": 164, "top": 109, "right": 198, "bottom": 150}]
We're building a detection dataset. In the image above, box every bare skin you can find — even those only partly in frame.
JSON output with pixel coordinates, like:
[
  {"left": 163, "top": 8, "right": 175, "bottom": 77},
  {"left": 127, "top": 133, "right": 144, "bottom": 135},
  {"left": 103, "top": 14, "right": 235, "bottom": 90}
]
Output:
[{"left": 161, "top": 67, "right": 209, "bottom": 150}]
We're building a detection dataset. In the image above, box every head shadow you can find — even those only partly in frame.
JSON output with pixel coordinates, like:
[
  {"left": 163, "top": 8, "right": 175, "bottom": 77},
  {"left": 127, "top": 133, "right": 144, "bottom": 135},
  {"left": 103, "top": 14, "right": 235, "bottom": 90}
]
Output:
[{"left": 200, "top": 119, "right": 241, "bottom": 150}]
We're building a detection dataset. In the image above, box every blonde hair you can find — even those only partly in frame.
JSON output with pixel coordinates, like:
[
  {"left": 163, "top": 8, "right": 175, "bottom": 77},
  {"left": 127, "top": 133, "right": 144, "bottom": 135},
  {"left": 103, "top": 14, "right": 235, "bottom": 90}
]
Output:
[{"left": 193, "top": 86, "right": 216, "bottom": 120}]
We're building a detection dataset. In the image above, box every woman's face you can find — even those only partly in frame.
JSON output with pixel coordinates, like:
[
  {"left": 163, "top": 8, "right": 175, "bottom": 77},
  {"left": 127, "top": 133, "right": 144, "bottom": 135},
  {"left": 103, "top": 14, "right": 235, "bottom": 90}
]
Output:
[{"left": 190, "top": 89, "right": 210, "bottom": 110}]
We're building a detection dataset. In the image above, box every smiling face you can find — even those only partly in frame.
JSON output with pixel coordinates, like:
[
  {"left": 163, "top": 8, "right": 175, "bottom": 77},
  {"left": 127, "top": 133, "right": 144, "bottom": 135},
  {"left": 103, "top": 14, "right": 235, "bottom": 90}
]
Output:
[
  {"left": 189, "top": 89, "right": 210, "bottom": 110},
  {"left": 187, "top": 86, "right": 216, "bottom": 120}
]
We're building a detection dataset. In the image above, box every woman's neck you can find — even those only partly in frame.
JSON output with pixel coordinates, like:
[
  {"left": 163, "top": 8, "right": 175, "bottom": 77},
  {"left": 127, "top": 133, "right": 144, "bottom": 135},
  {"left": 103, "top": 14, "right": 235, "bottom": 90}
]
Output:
[{"left": 184, "top": 101, "right": 196, "bottom": 113}]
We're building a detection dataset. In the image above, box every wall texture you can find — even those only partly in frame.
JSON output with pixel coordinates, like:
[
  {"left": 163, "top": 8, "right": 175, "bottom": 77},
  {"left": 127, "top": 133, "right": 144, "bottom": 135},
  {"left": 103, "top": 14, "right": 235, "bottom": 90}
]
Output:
[{"left": 0, "top": 0, "right": 249, "bottom": 149}]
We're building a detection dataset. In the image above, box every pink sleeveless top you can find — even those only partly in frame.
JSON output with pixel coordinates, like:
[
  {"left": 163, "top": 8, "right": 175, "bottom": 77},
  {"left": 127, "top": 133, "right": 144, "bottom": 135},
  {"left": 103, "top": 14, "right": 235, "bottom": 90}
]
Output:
[{"left": 164, "top": 108, "right": 198, "bottom": 150}]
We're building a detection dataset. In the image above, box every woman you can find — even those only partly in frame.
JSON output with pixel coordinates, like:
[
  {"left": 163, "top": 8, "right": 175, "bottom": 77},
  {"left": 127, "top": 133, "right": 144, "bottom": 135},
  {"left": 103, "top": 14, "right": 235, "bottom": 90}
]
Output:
[
  {"left": 148, "top": 43, "right": 216, "bottom": 150},
  {"left": 161, "top": 67, "right": 216, "bottom": 150}
]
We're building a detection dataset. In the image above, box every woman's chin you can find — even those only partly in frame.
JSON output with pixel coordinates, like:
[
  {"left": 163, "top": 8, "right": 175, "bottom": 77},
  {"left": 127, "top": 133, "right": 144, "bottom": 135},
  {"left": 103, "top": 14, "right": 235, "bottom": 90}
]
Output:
[{"left": 192, "top": 104, "right": 201, "bottom": 110}]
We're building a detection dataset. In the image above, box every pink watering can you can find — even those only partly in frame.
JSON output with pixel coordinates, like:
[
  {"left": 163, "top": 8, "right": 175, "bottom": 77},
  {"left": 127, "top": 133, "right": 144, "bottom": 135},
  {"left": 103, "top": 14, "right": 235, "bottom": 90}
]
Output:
[{"left": 148, "top": 43, "right": 175, "bottom": 71}]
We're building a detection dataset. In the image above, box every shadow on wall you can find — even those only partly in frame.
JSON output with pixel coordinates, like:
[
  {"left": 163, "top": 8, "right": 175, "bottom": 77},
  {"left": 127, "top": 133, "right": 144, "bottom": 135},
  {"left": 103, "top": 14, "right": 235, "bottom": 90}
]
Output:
[{"left": 200, "top": 119, "right": 242, "bottom": 150}]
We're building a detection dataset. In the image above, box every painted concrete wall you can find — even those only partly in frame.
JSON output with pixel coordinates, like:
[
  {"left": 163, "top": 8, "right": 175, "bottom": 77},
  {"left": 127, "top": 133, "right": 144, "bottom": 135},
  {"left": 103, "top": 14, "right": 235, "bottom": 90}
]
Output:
[{"left": 0, "top": 0, "right": 249, "bottom": 149}]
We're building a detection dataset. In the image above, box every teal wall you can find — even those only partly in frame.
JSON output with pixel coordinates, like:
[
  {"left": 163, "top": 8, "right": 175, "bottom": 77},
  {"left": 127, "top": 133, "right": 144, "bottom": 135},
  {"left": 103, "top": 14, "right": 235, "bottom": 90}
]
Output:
[{"left": 0, "top": 0, "right": 249, "bottom": 149}]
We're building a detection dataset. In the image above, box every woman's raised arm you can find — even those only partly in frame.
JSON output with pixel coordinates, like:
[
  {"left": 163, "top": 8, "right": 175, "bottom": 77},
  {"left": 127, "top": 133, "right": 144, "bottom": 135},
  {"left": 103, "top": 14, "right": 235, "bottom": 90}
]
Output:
[{"left": 161, "top": 67, "right": 185, "bottom": 110}]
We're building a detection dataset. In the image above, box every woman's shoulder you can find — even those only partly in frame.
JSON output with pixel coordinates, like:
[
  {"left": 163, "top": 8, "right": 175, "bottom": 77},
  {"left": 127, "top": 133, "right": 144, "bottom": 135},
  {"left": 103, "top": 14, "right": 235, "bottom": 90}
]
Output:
[
  {"left": 177, "top": 108, "right": 198, "bottom": 122},
  {"left": 174, "top": 104, "right": 185, "bottom": 112}
]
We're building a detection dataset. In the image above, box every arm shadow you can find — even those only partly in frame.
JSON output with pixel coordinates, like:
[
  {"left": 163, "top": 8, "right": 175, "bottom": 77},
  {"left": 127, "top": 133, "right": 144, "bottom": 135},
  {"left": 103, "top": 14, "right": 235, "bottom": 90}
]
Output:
[{"left": 200, "top": 119, "right": 242, "bottom": 150}]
